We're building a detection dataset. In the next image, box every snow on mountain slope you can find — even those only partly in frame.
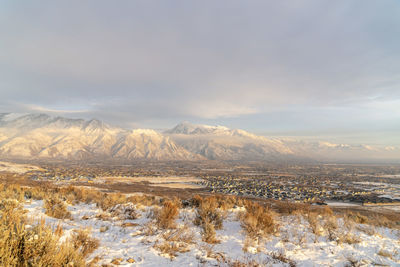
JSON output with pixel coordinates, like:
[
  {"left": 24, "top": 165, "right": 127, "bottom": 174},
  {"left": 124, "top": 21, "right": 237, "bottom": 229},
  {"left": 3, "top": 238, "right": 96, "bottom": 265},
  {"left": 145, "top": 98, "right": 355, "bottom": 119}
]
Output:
[
  {"left": 0, "top": 113, "right": 200, "bottom": 161},
  {"left": 0, "top": 114, "right": 398, "bottom": 162},
  {"left": 112, "top": 129, "right": 201, "bottom": 160},
  {"left": 165, "top": 122, "right": 294, "bottom": 160},
  {"left": 282, "top": 139, "right": 400, "bottom": 163}
]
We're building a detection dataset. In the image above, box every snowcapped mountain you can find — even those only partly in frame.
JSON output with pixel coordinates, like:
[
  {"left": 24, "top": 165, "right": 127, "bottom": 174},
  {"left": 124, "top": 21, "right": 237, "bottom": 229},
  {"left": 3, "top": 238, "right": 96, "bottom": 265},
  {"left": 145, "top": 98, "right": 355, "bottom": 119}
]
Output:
[
  {"left": 0, "top": 113, "right": 200, "bottom": 161},
  {"left": 0, "top": 113, "right": 398, "bottom": 162},
  {"left": 165, "top": 122, "right": 294, "bottom": 160},
  {"left": 282, "top": 139, "right": 400, "bottom": 163}
]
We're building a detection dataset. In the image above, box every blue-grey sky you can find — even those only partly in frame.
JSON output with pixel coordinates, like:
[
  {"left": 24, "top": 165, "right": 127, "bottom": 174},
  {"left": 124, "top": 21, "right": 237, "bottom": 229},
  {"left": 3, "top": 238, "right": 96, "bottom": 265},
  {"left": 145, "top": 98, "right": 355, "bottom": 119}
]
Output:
[{"left": 1, "top": 1, "right": 399, "bottom": 145}]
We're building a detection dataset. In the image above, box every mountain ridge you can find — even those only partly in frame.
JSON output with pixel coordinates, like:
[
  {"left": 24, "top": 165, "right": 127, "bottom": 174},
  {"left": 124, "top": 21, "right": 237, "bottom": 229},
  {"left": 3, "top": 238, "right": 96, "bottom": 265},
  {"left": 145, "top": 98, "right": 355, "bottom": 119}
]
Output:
[{"left": 0, "top": 113, "right": 398, "bottom": 163}]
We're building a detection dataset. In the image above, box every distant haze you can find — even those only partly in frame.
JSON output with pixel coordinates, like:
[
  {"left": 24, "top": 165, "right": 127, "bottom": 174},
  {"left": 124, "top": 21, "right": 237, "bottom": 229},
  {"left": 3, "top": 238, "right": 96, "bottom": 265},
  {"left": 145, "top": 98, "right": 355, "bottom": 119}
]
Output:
[{"left": 0, "top": 1, "right": 399, "bottom": 148}]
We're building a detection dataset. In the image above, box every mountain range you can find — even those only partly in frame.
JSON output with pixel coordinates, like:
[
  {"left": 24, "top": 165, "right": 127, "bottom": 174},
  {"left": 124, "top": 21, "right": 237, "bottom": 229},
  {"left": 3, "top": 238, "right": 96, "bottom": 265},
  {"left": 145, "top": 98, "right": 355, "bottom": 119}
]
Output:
[{"left": 0, "top": 113, "right": 398, "bottom": 163}]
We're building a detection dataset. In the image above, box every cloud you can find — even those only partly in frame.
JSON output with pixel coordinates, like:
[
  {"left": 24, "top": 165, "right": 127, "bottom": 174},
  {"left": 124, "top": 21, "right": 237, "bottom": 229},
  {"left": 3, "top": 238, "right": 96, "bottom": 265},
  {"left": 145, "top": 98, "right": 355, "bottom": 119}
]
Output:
[
  {"left": 0, "top": 0, "right": 399, "bottom": 140},
  {"left": 22, "top": 104, "right": 90, "bottom": 114}
]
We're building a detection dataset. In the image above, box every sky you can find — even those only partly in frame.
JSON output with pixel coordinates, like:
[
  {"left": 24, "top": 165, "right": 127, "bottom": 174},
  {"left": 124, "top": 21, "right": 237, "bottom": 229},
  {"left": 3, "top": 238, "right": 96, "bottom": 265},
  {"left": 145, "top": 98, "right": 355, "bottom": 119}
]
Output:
[{"left": 0, "top": 1, "right": 399, "bottom": 145}]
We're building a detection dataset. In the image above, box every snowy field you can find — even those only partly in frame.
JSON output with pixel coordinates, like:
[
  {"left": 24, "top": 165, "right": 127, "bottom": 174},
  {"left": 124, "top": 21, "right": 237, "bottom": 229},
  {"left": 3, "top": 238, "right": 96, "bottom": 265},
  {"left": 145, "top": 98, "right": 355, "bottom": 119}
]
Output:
[
  {"left": 0, "top": 161, "right": 42, "bottom": 174},
  {"left": 24, "top": 199, "right": 400, "bottom": 266}
]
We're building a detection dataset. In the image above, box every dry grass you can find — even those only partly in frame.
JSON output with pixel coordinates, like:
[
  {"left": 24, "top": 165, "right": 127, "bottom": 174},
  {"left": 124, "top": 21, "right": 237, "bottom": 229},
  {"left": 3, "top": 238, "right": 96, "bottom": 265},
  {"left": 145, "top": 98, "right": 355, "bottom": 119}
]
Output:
[
  {"left": 154, "top": 200, "right": 180, "bottom": 229},
  {"left": 345, "top": 256, "right": 362, "bottom": 267},
  {"left": 95, "top": 212, "right": 111, "bottom": 221},
  {"left": 24, "top": 186, "right": 50, "bottom": 200},
  {"left": 270, "top": 251, "right": 296, "bottom": 267},
  {"left": 194, "top": 196, "right": 224, "bottom": 243},
  {"left": 109, "top": 203, "right": 140, "bottom": 220},
  {"left": 0, "top": 184, "right": 25, "bottom": 202},
  {"left": 97, "top": 192, "right": 127, "bottom": 211},
  {"left": 275, "top": 201, "right": 310, "bottom": 215},
  {"left": 162, "top": 224, "right": 195, "bottom": 243},
  {"left": 100, "top": 225, "right": 109, "bottom": 233},
  {"left": 201, "top": 219, "right": 220, "bottom": 244},
  {"left": 377, "top": 249, "right": 393, "bottom": 259},
  {"left": 192, "top": 194, "right": 246, "bottom": 211},
  {"left": 153, "top": 225, "right": 195, "bottom": 258},
  {"left": 71, "top": 228, "right": 100, "bottom": 257},
  {"left": 337, "top": 233, "right": 361, "bottom": 245},
  {"left": 305, "top": 208, "right": 339, "bottom": 242},
  {"left": 324, "top": 216, "right": 338, "bottom": 241},
  {"left": 306, "top": 212, "right": 322, "bottom": 238},
  {"left": 191, "top": 194, "right": 203, "bottom": 207},
  {"left": 127, "top": 194, "right": 159, "bottom": 207},
  {"left": 0, "top": 197, "right": 86, "bottom": 266},
  {"left": 199, "top": 244, "right": 227, "bottom": 263},
  {"left": 44, "top": 195, "right": 71, "bottom": 219},
  {"left": 226, "top": 254, "right": 270, "bottom": 267},
  {"left": 240, "top": 201, "right": 277, "bottom": 239},
  {"left": 141, "top": 221, "right": 158, "bottom": 236},
  {"left": 153, "top": 241, "right": 187, "bottom": 259},
  {"left": 194, "top": 196, "right": 223, "bottom": 229},
  {"left": 343, "top": 211, "right": 398, "bottom": 229}
]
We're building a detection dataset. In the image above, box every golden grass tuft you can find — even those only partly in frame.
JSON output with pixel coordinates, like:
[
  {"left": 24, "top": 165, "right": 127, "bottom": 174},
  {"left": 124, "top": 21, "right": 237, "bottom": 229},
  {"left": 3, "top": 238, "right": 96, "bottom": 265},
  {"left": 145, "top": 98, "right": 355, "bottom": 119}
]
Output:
[
  {"left": 275, "top": 201, "right": 310, "bottom": 215},
  {"left": 109, "top": 203, "right": 140, "bottom": 220},
  {"left": 153, "top": 225, "right": 195, "bottom": 258},
  {"left": 71, "top": 228, "right": 100, "bottom": 257},
  {"left": 240, "top": 201, "right": 277, "bottom": 239},
  {"left": 97, "top": 192, "right": 127, "bottom": 211},
  {"left": 194, "top": 196, "right": 223, "bottom": 230},
  {"left": 0, "top": 196, "right": 86, "bottom": 266},
  {"left": 194, "top": 196, "right": 224, "bottom": 243},
  {"left": 44, "top": 195, "right": 71, "bottom": 219},
  {"left": 154, "top": 200, "right": 180, "bottom": 229}
]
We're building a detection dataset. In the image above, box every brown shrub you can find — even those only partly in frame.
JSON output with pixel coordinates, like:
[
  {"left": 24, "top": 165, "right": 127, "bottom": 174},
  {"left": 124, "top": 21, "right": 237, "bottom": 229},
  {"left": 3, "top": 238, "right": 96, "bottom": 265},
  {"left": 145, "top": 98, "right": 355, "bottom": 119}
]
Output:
[
  {"left": 270, "top": 251, "right": 296, "bottom": 267},
  {"left": 127, "top": 194, "right": 158, "bottom": 207},
  {"left": 155, "top": 200, "right": 180, "bottom": 229},
  {"left": 24, "top": 185, "right": 53, "bottom": 201},
  {"left": 307, "top": 212, "right": 322, "bottom": 238},
  {"left": 44, "top": 196, "right": 71, "bottom": 219},
  {"left": 154, "top": 225, "right": 196, "bottom": 258},
  {"left": 191, "top": 195, "right": 203, "bottom": 207},
  {"left": 194, "top": 196, "right": 224, "bottom": 243},
  {"left": 343, "top": 210, "right": 400, "bottom": 229},
  {"left": 377, "top": 249, "right": 393, "bottom": 259},
  {"left": 324, "top": 216, "right": 338, "bottom": 241},
  {"left": 109, "top": 203, "right": 139, "bottom": 220},
  {"left": 345, "top": 212, "right": 368, "bottom": 224},
  {"left": 194, "top": 196, "right": 223, "bottom": 230},
  {"left": 275, "top": 201, "right": 310, "bottom": 215},
  {"left": 54, "top": 222, "right": 64, "bottom": 237},
  {"left": 337, "top": 233, "right": 361, "bottom": 245},
  {"left": 141, "top": 221, "right": 158, "bottom": 236},
  {"left": 201, "top": 219, "right": 220, "bottom": 243},
  {"left": 153, "top": 240, "right": 188, "bottom": 259},
  {"left": 0, "top": 184, "right": 25, "bottom": 202},
  {"left": 162, "top": 224, "right": 195, "bottom": 244},
  {"left": 97, "top": 192, "right": 127, "bottom": 211},
  {"left": 71, "top": 228, "right": 100, "bottom": 257},
  {"left": 228, "top": 258, "right": 268, "bottom": 267},
  {"left": 96, "top": 212, "right": 111, "bottom": 221},
  {"left": 320, "top": 206, "right": 334, "bottom": 216},
  {"left": 0, "top": 195, "right": 86, "bottom": 266},
  {"left": 240, "top": 201, "right": 277, "bottom": 239}
]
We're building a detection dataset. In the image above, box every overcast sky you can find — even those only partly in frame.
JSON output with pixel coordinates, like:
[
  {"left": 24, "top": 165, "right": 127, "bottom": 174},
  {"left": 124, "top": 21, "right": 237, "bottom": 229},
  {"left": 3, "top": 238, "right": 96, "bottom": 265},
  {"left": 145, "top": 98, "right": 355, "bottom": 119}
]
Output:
[{"left": 0, "top": 1, "right": 399, "bottom": 145}]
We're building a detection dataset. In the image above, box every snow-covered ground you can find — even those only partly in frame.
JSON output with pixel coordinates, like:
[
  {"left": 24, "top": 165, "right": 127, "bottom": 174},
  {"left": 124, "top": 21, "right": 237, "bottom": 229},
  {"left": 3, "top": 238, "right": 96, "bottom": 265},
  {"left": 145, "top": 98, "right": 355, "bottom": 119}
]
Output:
[
  {"left": 0, "top": 161, "right": 42, "bottom": 174},
  {"left": 24, "top": 200, "right": 400, "bottom": 266}
]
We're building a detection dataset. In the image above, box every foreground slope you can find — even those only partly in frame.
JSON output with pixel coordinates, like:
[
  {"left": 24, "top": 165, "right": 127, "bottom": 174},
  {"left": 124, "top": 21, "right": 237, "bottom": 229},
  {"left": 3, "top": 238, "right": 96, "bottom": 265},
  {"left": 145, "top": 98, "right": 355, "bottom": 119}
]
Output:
[{"left": 22, "top": 191, "right": 400, "bottom": 267}]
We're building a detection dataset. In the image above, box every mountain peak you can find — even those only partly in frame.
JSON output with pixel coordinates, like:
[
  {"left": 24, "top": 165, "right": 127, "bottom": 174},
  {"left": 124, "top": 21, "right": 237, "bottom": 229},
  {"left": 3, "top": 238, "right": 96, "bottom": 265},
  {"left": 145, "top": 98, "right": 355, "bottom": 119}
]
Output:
[{"left": 166, "top": 122, "right": 230, "bottom": 135}]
